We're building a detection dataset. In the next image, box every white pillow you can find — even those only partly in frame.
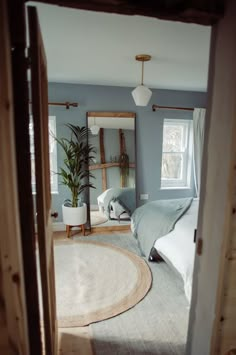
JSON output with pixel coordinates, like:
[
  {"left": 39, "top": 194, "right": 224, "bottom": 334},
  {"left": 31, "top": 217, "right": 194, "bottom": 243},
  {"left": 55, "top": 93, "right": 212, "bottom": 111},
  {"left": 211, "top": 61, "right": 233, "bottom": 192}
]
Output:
[
  {"left": 154, "top": 199, "right": 199, "bottom": 302},
  {"left": 97, "top": 188, "right": 113, "bottom": 212}
]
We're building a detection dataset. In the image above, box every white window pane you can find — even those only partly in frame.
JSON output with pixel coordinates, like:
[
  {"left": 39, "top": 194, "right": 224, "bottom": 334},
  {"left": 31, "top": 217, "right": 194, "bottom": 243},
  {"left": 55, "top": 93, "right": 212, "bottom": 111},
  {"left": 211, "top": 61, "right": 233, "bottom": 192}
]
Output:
[
  {"left": 31, "top": 156, "right": 35, "bottom": 184},
  {"left": 163, "top": 124, "right": 184, "bottom": 152},
  {"left": 161, "top": 153, "right": 183, "bottom": 180},
  {"left": 49, "top": 116, "right": 58, "bottom": 193},
  {"left": 30, "top": 116, "right": 58, "bottom": 193},
  {"left": 161, "top": 118, "right": 193, "bottom": 188},
  {"left": 49, "top": 118, "right": 56, "bottom": 153},
  {"left": 29, "top": 119, "right": 35, "bottom": 154}
]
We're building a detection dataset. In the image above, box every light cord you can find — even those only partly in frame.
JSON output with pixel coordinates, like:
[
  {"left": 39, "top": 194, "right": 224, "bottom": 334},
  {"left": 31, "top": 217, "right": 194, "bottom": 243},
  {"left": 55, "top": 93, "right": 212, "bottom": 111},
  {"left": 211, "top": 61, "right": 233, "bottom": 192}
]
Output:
[{"left": 141, "top": 60, "right": 144, "bottom": 85}]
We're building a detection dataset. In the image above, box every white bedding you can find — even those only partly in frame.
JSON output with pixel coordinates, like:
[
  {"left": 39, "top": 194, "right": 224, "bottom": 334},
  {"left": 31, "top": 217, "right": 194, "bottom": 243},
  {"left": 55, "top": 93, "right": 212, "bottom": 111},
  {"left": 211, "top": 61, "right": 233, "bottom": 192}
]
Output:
[
  {"left": 154, "top": 199, "right": 199, "bottom": 303},
  {"left": 97, "top": 189, "right": 130, "bottom": 220},
  {"left": 97, "top": 188, "right": 112, "bottom": 213}
]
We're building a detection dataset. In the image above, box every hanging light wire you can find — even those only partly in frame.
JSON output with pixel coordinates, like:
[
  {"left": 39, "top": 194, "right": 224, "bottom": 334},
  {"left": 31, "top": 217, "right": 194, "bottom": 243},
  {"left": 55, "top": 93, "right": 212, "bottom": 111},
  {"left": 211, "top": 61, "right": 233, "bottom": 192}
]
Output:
[{"left": 141, "top": 60, "right": 144, "bottom": 85}]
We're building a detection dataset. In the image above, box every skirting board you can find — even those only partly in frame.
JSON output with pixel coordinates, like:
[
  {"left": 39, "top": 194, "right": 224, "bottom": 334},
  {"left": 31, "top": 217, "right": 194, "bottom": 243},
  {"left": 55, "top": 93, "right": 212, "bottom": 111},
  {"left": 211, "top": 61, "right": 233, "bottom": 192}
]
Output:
[
  {"left": 52, "top": 223, "right": 131, "bottom": 232},
  {"left": 35, "top": 222, "right": 68, "bottom": 232},
  {"left": 53, "top": 222, "right": 66, "bottom": 231},
  {"left": 91, "top": 225, "right": 131, "bottom": 233}
]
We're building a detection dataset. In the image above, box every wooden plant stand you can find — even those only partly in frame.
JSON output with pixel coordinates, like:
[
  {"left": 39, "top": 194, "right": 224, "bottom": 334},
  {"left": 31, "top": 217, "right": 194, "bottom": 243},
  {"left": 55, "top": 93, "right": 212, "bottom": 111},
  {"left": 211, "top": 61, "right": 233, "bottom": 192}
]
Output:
[{"left": 66, "top": 224, "right": 85, "bottom": 238}]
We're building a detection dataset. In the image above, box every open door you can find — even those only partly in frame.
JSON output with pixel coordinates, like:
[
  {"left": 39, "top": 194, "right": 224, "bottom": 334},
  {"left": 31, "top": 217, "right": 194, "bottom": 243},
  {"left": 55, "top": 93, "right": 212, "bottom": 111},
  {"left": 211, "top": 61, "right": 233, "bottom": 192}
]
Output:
[{"left": 28, "top": 6, "right": 58, "bottom": 354}]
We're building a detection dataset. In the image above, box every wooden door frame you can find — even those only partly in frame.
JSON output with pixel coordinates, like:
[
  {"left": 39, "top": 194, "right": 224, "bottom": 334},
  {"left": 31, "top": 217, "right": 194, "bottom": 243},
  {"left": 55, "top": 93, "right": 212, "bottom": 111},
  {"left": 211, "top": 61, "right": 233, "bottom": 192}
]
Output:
[
  {"left": 6, "top": 0, "right": 43, "bottom": 354},
  {"left": 1, "top": 0, "right": 234, "bottom": 354},
  {"left": 28, "top": 6, "right": 58, "bottom": 354},
  {"left": 187, "top": 1, "right": 236, "bottom": 353},
  {"left": 0, "top": 0, "right": 30, "bottom": 353}
]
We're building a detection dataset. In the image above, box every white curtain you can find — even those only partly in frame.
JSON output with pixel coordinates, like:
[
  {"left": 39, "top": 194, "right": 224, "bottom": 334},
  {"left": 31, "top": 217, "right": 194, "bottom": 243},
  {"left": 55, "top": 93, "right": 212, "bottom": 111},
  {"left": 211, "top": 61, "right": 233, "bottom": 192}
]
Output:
[{"left": 193, "top": 108, "right": 206, "bottom": 197}]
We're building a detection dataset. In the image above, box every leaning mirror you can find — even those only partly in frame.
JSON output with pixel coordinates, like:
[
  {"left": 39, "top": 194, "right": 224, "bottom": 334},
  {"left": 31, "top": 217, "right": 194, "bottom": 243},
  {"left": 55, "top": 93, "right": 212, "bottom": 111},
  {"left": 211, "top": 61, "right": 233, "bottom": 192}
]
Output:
[{"left": 87, "top": 111, "right": 136, "bottom": 230}]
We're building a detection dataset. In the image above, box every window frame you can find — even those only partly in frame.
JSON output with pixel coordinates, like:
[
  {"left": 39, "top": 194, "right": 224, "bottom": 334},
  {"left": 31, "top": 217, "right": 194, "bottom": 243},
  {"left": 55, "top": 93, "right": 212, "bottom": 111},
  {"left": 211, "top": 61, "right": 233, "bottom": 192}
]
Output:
[{"left": 161, "top": 118, "right": 193, "bottom": 189}]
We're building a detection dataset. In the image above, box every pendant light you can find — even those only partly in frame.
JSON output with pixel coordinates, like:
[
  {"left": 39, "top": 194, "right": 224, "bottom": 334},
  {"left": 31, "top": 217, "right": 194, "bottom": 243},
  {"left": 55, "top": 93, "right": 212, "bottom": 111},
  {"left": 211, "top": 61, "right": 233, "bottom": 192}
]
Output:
[
  {"left": 132, "top": 54, "right": 152, "bottom": 106},
  {"left": 90, "top": 117, "right": 100, "bottom": 135}
]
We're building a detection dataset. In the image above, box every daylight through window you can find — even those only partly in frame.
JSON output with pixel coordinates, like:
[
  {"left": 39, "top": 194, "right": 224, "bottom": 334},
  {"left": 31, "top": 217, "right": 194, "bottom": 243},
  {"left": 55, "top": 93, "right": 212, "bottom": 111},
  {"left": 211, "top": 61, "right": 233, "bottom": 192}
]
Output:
[
  {"left": 29, "top": 116, "right": 58, "bottom": 193},
  {"left": 161, "top": 119, "right": 193, "bottom": 188}
]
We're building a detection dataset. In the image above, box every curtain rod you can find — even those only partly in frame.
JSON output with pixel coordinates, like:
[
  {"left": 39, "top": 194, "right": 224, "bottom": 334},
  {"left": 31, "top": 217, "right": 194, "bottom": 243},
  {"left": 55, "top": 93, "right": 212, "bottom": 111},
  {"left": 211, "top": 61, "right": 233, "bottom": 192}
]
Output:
[
  {"left": 49, "top": 102, "right": 79, "bottom": 109},
  {"left": 29, "top": 101, "right": 79, "bottom": 109},
  {"left": 152, "top": 104, "right": 194, "bottom": 112}
]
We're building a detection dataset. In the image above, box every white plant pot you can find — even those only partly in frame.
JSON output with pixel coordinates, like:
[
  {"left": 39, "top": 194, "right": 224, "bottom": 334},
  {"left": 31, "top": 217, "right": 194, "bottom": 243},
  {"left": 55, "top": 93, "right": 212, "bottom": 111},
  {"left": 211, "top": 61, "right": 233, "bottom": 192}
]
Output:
[{"left": 62, "top": 203, "right": 87, "bottom": 226}]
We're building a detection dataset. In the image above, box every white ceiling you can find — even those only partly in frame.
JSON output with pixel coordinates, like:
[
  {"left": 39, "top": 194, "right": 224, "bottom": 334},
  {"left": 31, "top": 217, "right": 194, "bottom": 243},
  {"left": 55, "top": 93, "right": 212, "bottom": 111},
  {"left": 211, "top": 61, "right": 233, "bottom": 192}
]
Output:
[{"left": 29, "top": 2, "right": 211, "bottom": 91}]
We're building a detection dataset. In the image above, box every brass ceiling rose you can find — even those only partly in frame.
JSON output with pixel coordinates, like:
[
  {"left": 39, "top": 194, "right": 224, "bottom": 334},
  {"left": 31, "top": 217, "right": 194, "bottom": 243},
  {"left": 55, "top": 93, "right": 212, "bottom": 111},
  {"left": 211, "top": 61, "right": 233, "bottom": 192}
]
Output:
[{"left": 135, "top": 54, "right": 151, "bottom": 62}]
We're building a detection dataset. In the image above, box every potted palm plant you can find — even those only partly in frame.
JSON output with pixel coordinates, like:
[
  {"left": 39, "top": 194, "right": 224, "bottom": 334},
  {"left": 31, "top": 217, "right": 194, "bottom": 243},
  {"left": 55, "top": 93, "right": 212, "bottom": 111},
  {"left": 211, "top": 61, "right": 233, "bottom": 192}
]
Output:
[{"left": 55, "top": 124, "right": 96, "bottom": 231}]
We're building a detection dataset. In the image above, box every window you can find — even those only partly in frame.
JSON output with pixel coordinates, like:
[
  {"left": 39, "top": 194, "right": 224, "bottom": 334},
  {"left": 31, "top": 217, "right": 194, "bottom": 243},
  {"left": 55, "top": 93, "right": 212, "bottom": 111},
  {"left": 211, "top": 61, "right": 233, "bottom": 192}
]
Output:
[
  {"left": 161, "top": 119, "right": 193, "bottom": 189},
  {"left": 29, "top": 116, "right": 58, "bottom": 193}
]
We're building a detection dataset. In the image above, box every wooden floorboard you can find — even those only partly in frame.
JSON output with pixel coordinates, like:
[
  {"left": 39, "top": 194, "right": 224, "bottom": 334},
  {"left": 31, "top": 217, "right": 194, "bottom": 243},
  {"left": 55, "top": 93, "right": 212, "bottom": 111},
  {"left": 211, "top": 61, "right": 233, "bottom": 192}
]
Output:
[{"left": 58, "top": 327, "right": 93, "bottom": 355}]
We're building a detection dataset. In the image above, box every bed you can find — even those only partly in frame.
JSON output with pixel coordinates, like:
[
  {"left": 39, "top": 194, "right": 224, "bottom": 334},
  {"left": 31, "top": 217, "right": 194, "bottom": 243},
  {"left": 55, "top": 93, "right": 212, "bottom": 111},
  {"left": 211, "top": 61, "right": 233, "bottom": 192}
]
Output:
[
  {"left": 97, "top": 187, "right": 136, "bottom": 220},
  {"left": 131, "top": 198, "right": 199, "bottom": 302}
]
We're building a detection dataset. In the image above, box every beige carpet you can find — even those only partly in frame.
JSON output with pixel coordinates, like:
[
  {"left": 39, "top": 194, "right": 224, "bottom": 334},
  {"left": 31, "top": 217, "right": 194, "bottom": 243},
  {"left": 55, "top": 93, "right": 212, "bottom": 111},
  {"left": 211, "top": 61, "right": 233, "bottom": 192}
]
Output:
[
  {"left": 90, "top": 211, "right": 108, "bottom": 226},
  {"left": 54, "top": 240, "right": 152, "bottom": 327}
]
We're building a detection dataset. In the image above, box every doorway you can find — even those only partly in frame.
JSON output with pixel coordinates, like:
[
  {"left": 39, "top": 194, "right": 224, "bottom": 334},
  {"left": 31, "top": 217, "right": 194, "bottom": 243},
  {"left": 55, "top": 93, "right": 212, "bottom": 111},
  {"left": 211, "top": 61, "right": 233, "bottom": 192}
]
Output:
[
  {"left": 29, "top": 2, "right": 208, "bottom": 352},
  {"left": 5, "top": 0, "right": 236, "bottom": 355}
]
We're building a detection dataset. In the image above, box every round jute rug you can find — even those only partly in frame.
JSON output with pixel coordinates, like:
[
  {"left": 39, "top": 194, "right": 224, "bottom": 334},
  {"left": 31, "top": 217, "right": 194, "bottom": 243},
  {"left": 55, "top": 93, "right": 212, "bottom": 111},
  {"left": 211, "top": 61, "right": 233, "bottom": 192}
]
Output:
[{"left": 54, "top": 241, "right": 152, "bottom": 327}]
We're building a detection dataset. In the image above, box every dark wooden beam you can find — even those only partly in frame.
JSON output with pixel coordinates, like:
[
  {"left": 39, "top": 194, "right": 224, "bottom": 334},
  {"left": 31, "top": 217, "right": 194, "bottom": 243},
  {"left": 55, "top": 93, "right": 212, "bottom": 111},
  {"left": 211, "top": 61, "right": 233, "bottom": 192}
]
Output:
[
  {"left": 89, "top": 162, "right": 135, "bottom": 170},
  {"left": 27, "top": 0, "right": 225, "bottom": 25},
  {"left": 8, "top": 0, "right": 42, "bottom": 353},
  {"left": 99, "top": 128, "right": 107, "bottom": 192}
]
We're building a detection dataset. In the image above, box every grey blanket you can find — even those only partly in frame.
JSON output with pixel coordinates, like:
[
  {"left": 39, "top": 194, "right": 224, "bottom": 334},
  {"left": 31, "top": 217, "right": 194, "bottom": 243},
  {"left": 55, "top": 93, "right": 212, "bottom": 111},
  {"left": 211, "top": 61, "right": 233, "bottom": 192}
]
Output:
[{"left": 131, "top": 198, "right": 193, "bottom": 257}]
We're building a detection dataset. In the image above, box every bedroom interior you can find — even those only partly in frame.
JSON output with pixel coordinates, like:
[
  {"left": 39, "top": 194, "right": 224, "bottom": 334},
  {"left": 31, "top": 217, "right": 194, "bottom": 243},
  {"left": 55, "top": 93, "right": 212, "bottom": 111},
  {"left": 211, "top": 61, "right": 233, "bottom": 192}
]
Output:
[
  {"left": 28, "top": 3, "right": 208, "bottom": 354},
  {"left": 1, "top": 1, "right": 236, "bottom": 355}
]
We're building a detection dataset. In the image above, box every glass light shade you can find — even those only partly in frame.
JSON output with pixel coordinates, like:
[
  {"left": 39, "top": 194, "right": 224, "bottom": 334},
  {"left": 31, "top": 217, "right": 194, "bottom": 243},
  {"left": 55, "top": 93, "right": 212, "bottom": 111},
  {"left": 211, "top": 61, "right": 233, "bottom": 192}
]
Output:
[
  {"left": 132, "top": 85, "right": 152, "bottom": 106},
  {"left": 90, "top": 125, "right": 100, "bottom": 135}
]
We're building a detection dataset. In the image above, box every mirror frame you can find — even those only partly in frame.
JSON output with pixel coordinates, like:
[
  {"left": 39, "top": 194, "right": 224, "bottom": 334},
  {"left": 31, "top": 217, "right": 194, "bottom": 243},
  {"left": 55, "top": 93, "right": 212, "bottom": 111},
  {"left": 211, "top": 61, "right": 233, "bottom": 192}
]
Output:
[{"left": 86, "top": 111, "right": 137, "bottom": 231}]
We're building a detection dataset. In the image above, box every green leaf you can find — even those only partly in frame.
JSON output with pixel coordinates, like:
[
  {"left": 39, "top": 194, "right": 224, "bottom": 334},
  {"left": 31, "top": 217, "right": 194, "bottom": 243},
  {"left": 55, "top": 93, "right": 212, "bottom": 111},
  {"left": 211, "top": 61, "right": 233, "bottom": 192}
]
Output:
[{"left": 55, "top": 124, "right": 96, "bottom": 203}]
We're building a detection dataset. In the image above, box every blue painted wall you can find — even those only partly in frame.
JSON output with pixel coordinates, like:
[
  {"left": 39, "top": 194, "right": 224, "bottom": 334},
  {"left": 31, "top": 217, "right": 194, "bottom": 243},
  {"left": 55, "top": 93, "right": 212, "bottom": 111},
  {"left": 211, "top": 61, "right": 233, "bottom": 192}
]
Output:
[{"left": 48, "top": 82, "right": 206, "bottom": 221}]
